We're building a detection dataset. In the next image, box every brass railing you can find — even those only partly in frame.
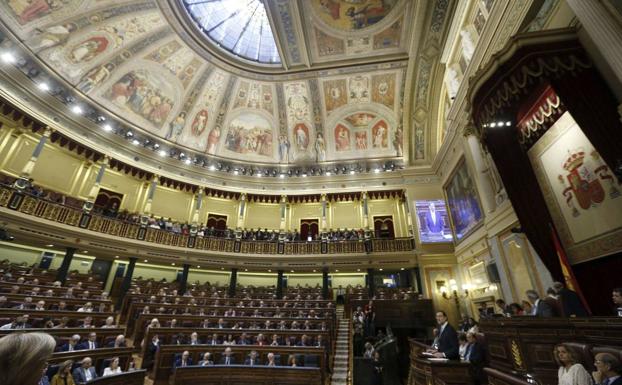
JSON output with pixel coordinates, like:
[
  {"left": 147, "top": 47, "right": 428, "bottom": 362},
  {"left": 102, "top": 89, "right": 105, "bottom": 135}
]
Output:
[{"left": 0, "top": 185, "right": 415, "bottom": 255}]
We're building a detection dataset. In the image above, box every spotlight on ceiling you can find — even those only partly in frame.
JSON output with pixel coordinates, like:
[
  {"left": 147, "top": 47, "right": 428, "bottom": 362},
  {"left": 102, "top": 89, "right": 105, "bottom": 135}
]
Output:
[
  {"left": 158, "top": 149, "right": 167, "bottom": 157},
  {"left": 37, "top": 82, "right": 50, "bottom": 92},
  {"left": 102, "top": 124, "right": 113, "bottom": 132},
  {"left": 70, "top": 105, "right": 83, "bottom": 115},
  {"left": 0, "top": 52, "right": 16, "bottom": 63}
]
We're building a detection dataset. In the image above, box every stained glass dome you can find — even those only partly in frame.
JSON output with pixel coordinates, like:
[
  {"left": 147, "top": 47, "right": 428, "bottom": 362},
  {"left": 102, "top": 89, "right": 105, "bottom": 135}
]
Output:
[{"left": 182, "top": 0, "right": 281, "bottom": 64}]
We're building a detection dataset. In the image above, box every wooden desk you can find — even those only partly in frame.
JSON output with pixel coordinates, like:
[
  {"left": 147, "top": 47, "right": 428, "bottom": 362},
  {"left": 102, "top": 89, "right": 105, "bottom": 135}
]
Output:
[
  {"left": 49, "top": 347, "right": 135, "bottom": 374},
  {"left": 171, "top": 365, "right": 321, "bottom": 385},
  {"left": 480, "top": 317, "right": 622, "bottom": 385},
  {"left": 85, "top": 370, "right": 146, "bottom": 385},
  {"left": 0, "top": 309, "right": 117, "bottom": 327},
  {"left": 151, "top": 344, "right": 327, "bottom": 385},
  {"left": 484, "top": 368, "right": 534, "bottom": 385},
  {"left": 0, "top": 327, "right": 126, "bottom": 349},
  {"left": 409, "top": 357, "right": 471, "bottom": 385}
]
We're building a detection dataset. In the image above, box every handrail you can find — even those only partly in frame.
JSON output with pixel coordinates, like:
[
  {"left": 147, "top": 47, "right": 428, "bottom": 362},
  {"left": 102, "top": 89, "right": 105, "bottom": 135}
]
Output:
[{"left": 0, "top": 185, "right": 415, "bottom": 255}]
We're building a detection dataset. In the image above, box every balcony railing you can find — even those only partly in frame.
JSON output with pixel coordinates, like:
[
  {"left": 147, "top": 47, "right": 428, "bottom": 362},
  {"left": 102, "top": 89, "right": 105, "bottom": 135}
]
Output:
[{"left": 0, "top": 185, "right": 415, "bottom": 255}]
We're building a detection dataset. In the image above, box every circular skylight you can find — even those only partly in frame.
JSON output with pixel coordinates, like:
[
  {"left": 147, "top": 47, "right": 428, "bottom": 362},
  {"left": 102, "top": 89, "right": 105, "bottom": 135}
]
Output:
[{"left": 183, "top": 0, "right": 281, "bottom": 64}]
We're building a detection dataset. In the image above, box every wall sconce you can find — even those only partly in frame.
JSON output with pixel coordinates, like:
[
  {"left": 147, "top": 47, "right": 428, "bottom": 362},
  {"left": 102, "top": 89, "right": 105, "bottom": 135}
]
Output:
[{"left": 438, "top": 279, "right": 471, "bottom": 313}]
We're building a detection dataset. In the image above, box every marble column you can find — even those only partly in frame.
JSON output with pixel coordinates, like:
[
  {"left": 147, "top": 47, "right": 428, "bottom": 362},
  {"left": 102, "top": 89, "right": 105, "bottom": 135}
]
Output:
[
  {"left": 566, "top": 0, "right": 622, "bottom": 87},
  {"left": 83, "top": 156, "right": 109, "bottom": 212},
  {"left": 14, "top": 127, "right": 53, "bottom": 189}
]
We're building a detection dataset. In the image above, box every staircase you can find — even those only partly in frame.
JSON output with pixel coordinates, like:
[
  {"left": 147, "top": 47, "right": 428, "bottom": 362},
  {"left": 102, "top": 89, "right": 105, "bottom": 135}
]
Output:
[{"left": 331, "top": 305, "right": 351, "bottom": 385}]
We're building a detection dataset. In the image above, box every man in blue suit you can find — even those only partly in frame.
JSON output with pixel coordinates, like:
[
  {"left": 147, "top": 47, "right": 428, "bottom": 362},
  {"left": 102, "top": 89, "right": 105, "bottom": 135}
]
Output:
[
  {"left": 174, "top": 350, "right": 193, "bottom": 368},
  {"left": 60, "top": 334, "right": 82, "bottom": 352},
  {"left": 429, "top": 311, "right": 459, "bottom": 360},
  {"left": 78, "top": 332, "right": 98, "bottom": 350},
  {"left": 220, "top": 347, "right": 236, "bottom": 365},
  {"left": 72, "top": 357, "right": 97, "bottom": 384}
]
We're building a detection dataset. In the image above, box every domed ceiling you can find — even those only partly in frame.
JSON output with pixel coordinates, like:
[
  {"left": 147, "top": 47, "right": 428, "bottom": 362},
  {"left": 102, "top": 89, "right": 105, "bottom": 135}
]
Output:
[{"left": 0, "top": 0, "right": 448, "bottom": 173}]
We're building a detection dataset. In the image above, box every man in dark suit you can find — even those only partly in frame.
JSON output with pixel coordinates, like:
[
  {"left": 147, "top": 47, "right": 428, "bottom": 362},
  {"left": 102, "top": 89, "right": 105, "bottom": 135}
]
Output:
[
  {"left": 244, "top": 350, "right": 261, "bottom": 366},
  {"left": 206, "top": 333, "right": 220, "bottom": 346},
  {"left": 72, "top": 357, "right": 97, "bottom": 384},
  {"left": 526, "top": 290, "right": 554, "bottom": 317},
  {"left": 613, "top": 288, "right": 622, "bottom": 317},
  {"left": 220, "top": 347, "right": 236, "bottom": 365},
  {"left": 174, "top": 350, "right": 193, "bottom": 368},
  {"left": 464, "top": 332, "right": 486, "bottom": 385},
  {"left": 79, "top": 332, "right": 99, "bottom": 350},
  {"left": 593, "top": 352, "right": 622, "bottom": 385},
  {"left": 143, "top": 334, "right": 160, "bottom": 370},
  {"left": 199, "top": 352, "right": 214, "bottom": 366},
  {"left": 543, "top": 288, "right": 563, "bottom": 317},
  {"left": 553, "top": 282, "right": 588, "bottom": 317},
  {"left": 430, "top": 311, "right": 459, "bottom": 359},
  {"left": 60, "top": 334, "right": 82, "bottom": 352}
]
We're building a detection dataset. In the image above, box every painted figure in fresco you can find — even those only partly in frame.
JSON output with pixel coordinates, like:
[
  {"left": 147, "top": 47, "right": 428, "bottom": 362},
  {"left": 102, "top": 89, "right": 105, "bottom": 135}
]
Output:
[
  {"left": 9, "top": 0, "right": 66, "bottom": 24},
  {"left": 206, "top": 126, "right": 220, "bottom": 154},
  {"left": 335, "top": 125, "right": 351, "bottom": 151},
  {"left": 314, "top": 133, "right": 326, "bottom": 162},
  {"left": 295, "top": 124, "right": 309, "bottom": 151},
  {"left": 77, "top": 63, "right": 114, "bottom": 94},
  {"left": 393, "top": 125, "right": 403, "bottom": 157},
  {"left": 69, "top": 36, "right": 109, "bottom": 63},
  {"left": 279, "top": 135, "right": 291, "bottom": 163},
  {"left": 191, "top": 110, "right": 209, "bottom": 136},
  {"left": 372, "top": 121, "right": 387, "bottom": 148},
  {"left": 166, "top": 112, "right": 186, "bottom": 140},
  {"left": 29, "top": 23, "right": 76, "bottom": 52},
  {"left": 319, "top": 0, "right": 341, "bottom": 19},
  {"left": 355, "top": 131, "right": 367, "bottom": 150}
]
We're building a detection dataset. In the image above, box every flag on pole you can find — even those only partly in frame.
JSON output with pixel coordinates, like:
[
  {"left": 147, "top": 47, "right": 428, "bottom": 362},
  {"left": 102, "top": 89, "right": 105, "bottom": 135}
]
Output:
[{"left": 550, "top": 223, "right": 591, "bottom": 315}]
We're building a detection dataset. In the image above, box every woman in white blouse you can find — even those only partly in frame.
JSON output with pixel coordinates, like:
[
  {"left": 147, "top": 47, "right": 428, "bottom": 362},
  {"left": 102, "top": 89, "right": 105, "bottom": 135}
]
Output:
[
  {"left": 103, "top": 357, "right": 123, "bottom": 377},
  {"left": 555, "top": 344, "right": 592, "bottom": 385}
]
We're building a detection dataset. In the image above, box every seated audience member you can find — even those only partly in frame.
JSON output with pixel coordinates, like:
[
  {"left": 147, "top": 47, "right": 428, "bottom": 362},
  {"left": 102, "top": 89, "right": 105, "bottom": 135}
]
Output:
[
  {"left": 288, "top": 354, "right": 298, "bottom": 367},
  {"left": 0, "top": 332, "right": 56, "bottom": 385},
  {"left": 102, "top": 357, "right": 122, "bottom": 377},
  {"left": 61, "top": 335, "right": 82, "bottom": 352},
  {"left": 612, "top": 288, "right": 622, "bottom": 317},
  {"left": 244, "top": 350, "right": 261, "bottom": 366},
  {"left": 0, "top": 315, "right": 31, "bottom": 329},
  {"left": 189, "top": 332, "right": 201, "bottom": 345},
  {"left": 464, "top": 332, "right": 486, "bottom": 385},
  {"left": 270, "top": 334, "right": 280, "bottom": 346},
  {"left": 108, "top": 334, "right": 126, "bottom": 348},
  {"left": 72, "top": 357, "right": 97, "bottom": 384},
  {"left": 54, "top": 317, "right": 70, "bottom": 329},
  {"left": 593, "top": 352, "right": 622, "bottom": 385},
  {"left": 363, "top": 342, "right": 375, "bottom": 359},
  {"left": 34, "top": 300, "right": 46, "bottom": 311},
  {"left": 428, "top": 311, "right": 459, "bottom": 359},
  {"left": 495, "top": 299, "right": 511, "bottom": 316},
  {"left": 544, "top": 287, "right": 563, "bottom": 317},
  {"left": 101, "top": 316, "right": 116, "bottom": 328},
  {"left": 80, "top": 332, "right": 98, "bottom": 350},
  {"left": 220, "top": 347, "right": 235, "bottom": 365},
  {"left": 521, "top": 300, "right": 533, "bottom": 315},
  {"left": 266, "top": 352, "right": 277, "bottom": 367},
  {"left": 526, "top": 290, "right": 554, "bottom": 317},
  {"left": 51, "top": 360, "right": 76, "bottom": 385},
  {"left": 458, "top": 333, "right": 468, "bottom": 360},
  {"left": 175, "top": 351, "right": 192, "bottom": 368},
  {"left": 206, "top": 333, "right": 220, "bottom": 346},
  {"left": 553, "top": 281, "right": 588, "bottom": 317},
  {"left": 508, "top": 303, "right": 524, "bottom": 316},
  {"left": 79, "top": 317, "right": 94, "bottom": 328},
  {"left": 199, "top": 352, "right": 214, "bottom": 366},
  {"left": 554, "top": 344, "right": 592, "bottom": 385}
]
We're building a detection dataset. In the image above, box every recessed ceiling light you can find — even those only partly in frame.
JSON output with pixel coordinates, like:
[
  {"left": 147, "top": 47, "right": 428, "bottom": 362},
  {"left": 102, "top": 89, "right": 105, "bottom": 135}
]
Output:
[
  {"left": 144, "top": 259, "right": 148, "bottom": 262},
  {"left": 102, "top": 124, "right": 113, "bottom": 132},
  {"left": 171, "top": 263, "right": 175, "bottom": 266},
  {"left": 37, "top": 82, "right": 50, "bottom": 91},
  {"left": 312, "top": 269, "right": 316, "bottom": 272},
  {"left": 115, "top": 256, "right": 119, "bottom": 258},
  {"left": 209, "top": 165, "right": 216, "bottom": 171},
  {"left": 46, "top": 244, "right": 54, "bottom": 247},
  {"left": 197, "top": 265, "right": 201, "bottom": 268},
  {"left": 158, "top": 150, "right": 167, "bottom": 157},
  {"left": 302, "top": 173, "right": 307, "bottom": 178},
  {"left": 400, "top": 267, "right": 405, "bottom": 271},
  {"left": 357, "top": 269, "right": 361, "bottom": 272},
  {"left": 335, "top": 269, "right": 339, "bottom": 272},
  {"left": 268, "top": 269, "right": 271, "bottom": 272},
  {"left": 325, "top": 172, "right": 331, "bottom": 176},
  {"left": 221, "top": 267, "right": 224, "bottom": 270},
  {"left": 290, "top": 270, "right": 294, "bottom": 273},
  {"left": 279, "top": 174, "right": 285, "bottom": 179},
  {"left": 350, "top": 170, "right": 356, "bottom": 175},
  {"left": 184, "top": 158, "right": 192, "bottom": 165},
  {"left": 256, "top": 172, "right": 262, "bottom": 178},
  {"left": 374, "top": 168, "right": 380, "bottom": 174},
  {"left": 244, "top": 268, "right": 248, "bottom": 271},
  {"left": 1, "top": 52, "right": 16, "bottom": 63},
  {"left": 379, "top": 268, "right": 383, "bottom": 271},
  {"left": 82, "top": 250, "right": 88, "bottom": 253},
  {"left": 71, "top": 105, "right": 83, "bottom": 115},
  {"left": 132, "top": 139, "right": 140, "bottom": 145},
  {"left": 233, "top": 170, "right": 239, "bottom": 175}
]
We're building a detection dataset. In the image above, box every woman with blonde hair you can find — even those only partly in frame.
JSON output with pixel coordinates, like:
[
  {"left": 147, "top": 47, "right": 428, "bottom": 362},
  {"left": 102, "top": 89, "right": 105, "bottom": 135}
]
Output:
[
  {"left": 102, "top": 357, "right": 122, "bottom": 376},
  {"left": 554, "top": 344, "right": 592, "bottom": 385},
  {"left": 51, "top": 360, "right": 76, "bottom": 385},
  {"left": 288, "top": 354, "right": 298, "bottom": 367},
  {"left": 0, "top": 332, "right": 56, "bottom": 385}
]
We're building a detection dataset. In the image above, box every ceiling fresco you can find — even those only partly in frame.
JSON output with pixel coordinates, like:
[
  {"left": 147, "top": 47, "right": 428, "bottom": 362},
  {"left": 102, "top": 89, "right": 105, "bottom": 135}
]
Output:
[{"left": 0, "top": 0, "right": 430, "bottom": 168}]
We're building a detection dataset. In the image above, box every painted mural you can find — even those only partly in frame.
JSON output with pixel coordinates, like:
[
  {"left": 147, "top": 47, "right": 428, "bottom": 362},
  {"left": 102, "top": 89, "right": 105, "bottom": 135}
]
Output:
[
  {"left": 312, "top": 0, "right": 398, "bottom": 31},
  {"left": 6, "top": 0, "right": 72, "bottom": 25},
  {"left": 323, "top": 79, "right": 348, "bottom": 114},
  {"left": 224, "top": 113, "right": 274, "bottom": 158},
  {"left": 444, "top": 159, "right": 484, "bottom": 242},
  {"left": 373, "top": 18, "right": 402, "bottom": 49},
  {"left": 315, "top": 28, "right": 345, "bottom": 57},
  {"left": 371, "top": 73, "right": 395, "bottom": 109},
  {"left": 105, "top": 69, "right": 175, "bottom": 128},
  {"left": 371, "top": 120, "right": 388, "bottom": 148}
]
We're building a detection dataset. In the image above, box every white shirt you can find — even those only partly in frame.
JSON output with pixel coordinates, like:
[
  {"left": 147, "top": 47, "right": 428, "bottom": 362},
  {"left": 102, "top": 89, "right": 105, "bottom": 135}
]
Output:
[
  {"left": 557, "top": 364, "right": 592, "bottom": 385},
  {"left": 84, "top": 368, "right": 93, "bottom": 382},
  {"left": 102, "top": 367, "right": 122, "bottom": 377}
]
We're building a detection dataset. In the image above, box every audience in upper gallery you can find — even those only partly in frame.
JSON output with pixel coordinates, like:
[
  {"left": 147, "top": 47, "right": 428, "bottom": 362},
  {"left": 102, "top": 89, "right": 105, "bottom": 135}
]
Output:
[
  {"left": 72, "top": 357, "right": 97, "bottom": 384},
  {"left": 0, "top": 332, "right": 56, "bottom": 385},
  {"left": 593, "top": 352, "right": 622, "bottom": 385},
  {"left": 526, "top": 290, "right": 554, "bottom": 317},
  {"left": 555, "top": 343, "right": 592, "bottom": 385},
  {"left": 612, "top": 288, "right": 622, "bottom": 317},
  {"left": 50, "top": 360, "right": 76, "bottom": 385}
]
